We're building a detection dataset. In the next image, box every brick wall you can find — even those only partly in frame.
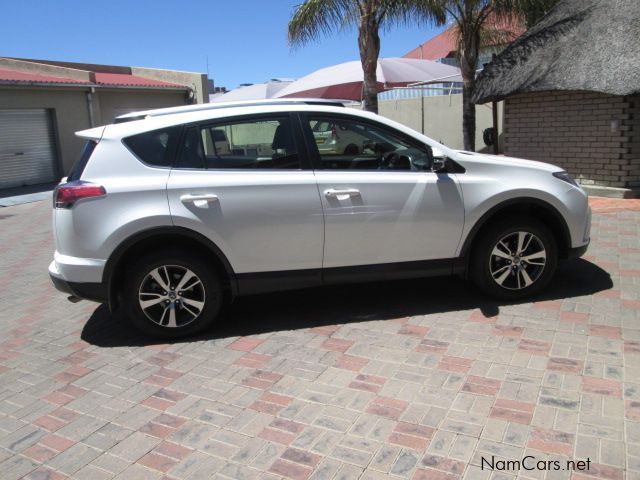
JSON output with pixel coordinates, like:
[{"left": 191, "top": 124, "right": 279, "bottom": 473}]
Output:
[
  {"left": 625, "top": 95, "right": 640, "bottom": 187},
  {"left": 504, "top": 91, "right": 639, "bottom": 189}
]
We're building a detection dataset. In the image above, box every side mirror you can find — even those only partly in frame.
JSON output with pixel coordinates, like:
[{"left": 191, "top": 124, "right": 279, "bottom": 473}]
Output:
[
  {"left": 431, "top": 157, "right": 447, "bottom": 173},
  {"left": 425, "top": 145, "right": 434, "bottom": 163}
]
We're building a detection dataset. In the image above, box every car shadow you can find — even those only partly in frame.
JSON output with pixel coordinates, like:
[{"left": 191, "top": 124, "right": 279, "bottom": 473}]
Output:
[{"left": 81, "top": 259, "right": 612, "bottom": 348}]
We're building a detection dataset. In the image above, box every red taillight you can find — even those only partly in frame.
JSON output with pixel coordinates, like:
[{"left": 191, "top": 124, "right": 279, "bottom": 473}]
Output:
[
  {"left": 331, "top": 126, "right": 339, "bottom": 140},
  {"left": 54, "top": 182, "right": 106, "bottom": 209}
]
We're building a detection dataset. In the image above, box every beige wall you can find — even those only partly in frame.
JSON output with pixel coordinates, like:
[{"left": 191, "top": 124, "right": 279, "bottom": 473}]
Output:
[
  {"left": 94, "top": 89, "right": 186, "bottom": 126},
  {"left": 131, "top": 67, "right": 208, "bottom": 104},
  {"left": 0, "top": 86, "right": 188, "bottom": 177},
  {"left": 0, "top": 58, "right": 93, "bottom": 82},
  {"left": 503, "top": 91, "right": 639, "bottom": 189},
  {"left": 378, "top": 94, "right": 503, "bottom": 152},
  {"left": 0, "top": 87, "right": 90, "bottom": 177}
]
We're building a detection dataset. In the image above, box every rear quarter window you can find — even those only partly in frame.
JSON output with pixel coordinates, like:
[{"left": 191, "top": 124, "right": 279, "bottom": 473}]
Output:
[
  {"left": 67, "top": 140, "right": 97, "bottom": 181},
  {"left": 123, "top": 126, "right": 181, "bottom": 167}
]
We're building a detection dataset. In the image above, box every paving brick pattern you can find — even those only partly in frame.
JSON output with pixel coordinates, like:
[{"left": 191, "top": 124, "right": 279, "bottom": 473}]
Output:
[{"left": 1, "top": 197, "right": 640, "bottom": 479}]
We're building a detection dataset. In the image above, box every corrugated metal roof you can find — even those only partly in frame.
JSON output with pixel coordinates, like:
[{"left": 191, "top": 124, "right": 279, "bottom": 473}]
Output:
[
  {"left": 0, "top": 67, "right": 187, "bottom": 89},
  {"left": 0, "top": 68, "right": 90, "bottom": 85},
  {"left": 94, "top": 72, "right": 184, "bottom": 88},
  {"left": 404, "top": 15, "right": 525, "bottom": 61},
  {"left": 404, "top": 29, "right": 458, "bottom": 61}
]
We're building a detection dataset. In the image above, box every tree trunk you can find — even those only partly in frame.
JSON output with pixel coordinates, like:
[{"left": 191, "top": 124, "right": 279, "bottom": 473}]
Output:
[
  {"left": 458, "top": 32, "right": 479, "bottom": 150},
  {"left": 461, "top": 81, "right": 476, "bottom": 152},
  {"left": 358, "top": 3, "right": 380, "bottom": 113}
]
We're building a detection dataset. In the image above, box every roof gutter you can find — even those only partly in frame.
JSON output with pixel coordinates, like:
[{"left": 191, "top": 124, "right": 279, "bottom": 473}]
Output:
[
  {"left": 0, "top": 80, "right": 92, "bottom": 88},
  {"left": 0, "top": 81, "right": 188, "bottom": 91},
  {"left": 93, "top": 84, "right": 188, "bottom": 91}
]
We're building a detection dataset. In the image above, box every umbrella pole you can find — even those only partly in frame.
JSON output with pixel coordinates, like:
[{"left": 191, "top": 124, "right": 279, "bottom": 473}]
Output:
[
  {"left": 491, "top": 53, "right": 499, "bottom": 155},
  {"left": 492, "top": 99, "right": 499, "bottom": 155},
  {"left": 421, "top": 91, "right": 425, "bottom": 134}
]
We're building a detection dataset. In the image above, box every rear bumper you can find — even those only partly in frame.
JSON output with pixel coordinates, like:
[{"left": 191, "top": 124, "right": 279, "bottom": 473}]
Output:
[
  {"left": 52, "top": 251, "right": 106, "bottom": 283},
  {"left": 49, "top": 261, "right": 107, "bottom": 303}
]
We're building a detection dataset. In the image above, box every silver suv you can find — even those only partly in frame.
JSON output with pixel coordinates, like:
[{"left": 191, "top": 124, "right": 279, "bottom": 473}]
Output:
[{"left": 49, "top": 99, "right": 591, "bottom": 338}]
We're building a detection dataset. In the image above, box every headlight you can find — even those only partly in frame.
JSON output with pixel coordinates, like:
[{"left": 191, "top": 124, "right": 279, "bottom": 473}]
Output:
[{"left": 553, "top": 171, "right": 579, "bottom": 187}]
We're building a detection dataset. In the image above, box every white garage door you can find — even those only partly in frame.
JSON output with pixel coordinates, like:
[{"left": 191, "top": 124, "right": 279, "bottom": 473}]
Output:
[{"left": 0, "top": 109, "right": 58, "bottom": 189}]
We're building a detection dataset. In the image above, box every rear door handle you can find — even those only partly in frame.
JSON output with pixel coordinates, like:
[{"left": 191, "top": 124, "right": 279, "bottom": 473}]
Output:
[
  {"left": 324, "top": 188, "right": 361, "bottom": 199},
  {"left": 180, "top": 193, "right": 219, "bottom": 208}
]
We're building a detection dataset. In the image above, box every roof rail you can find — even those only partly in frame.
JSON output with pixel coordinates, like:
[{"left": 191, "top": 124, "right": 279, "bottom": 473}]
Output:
[{"left": 114, "top": 98, "right": 350, "bottom": 123}]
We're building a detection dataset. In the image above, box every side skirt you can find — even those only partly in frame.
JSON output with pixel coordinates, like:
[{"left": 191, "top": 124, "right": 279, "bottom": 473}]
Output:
[{"left": 237, "top": 258, "right": 460, "bottom": 296}]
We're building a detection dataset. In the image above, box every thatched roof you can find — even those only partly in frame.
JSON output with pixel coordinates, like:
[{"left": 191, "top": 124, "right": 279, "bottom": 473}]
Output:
[{"left": 472, "top": 0, "right": 640, "bottom": 104}]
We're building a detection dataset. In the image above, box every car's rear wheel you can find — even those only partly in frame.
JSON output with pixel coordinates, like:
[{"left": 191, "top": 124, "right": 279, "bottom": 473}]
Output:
[
  {"left": 470, "top": 216, "right": 557, "bottom": 299},
  {"left": 124, "top": 249, "right": 222, "bottom": 338}
]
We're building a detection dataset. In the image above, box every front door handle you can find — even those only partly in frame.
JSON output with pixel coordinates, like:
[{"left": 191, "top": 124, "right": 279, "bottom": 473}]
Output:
[
  {"left": 180, "top": 193, "right": 219, "bottom": 208},
  {"left": 324, "top": 188, "right": 361, "bottom": 199}
]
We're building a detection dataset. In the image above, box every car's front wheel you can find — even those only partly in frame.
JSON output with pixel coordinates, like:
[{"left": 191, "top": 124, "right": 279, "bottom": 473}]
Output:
[
  {"left": 124, "top": 249, "right": 222, "bottom": 338},
  {"left": 470, "top": 216, "right": 557, "bottom": 299}
]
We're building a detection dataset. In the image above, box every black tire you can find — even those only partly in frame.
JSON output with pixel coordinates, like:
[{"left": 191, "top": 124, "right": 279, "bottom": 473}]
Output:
[
  {"left": 470, "top": 216, "right": 558, "bottom": 300},
  {"left": 123, "top": 248, "right": 223, "bottom": 338}
]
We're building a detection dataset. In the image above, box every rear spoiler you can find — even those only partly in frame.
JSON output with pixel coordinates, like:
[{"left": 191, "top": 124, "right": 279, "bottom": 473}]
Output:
[{"left": 75, "top": 126, "right": 106, "bottom": 141}]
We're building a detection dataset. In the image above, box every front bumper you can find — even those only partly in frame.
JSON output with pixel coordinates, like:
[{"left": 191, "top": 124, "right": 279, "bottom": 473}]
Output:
[
  {"left": 566, "top": 204, "right": 591, "bottom": 259},
  {"left": 49, "top": 260, "right": 107, "bottom": 303},
  {"left": 567, "top": 241, "right": 589, "bottom": 260}
]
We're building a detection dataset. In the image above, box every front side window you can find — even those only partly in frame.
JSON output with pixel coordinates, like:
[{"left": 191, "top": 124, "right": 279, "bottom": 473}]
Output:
[
  {"left": 307, "top": 116, "right": 432, "bottom": 171},
  {"left": 176, "top": 116, "right": 300, "bottom": 170}
]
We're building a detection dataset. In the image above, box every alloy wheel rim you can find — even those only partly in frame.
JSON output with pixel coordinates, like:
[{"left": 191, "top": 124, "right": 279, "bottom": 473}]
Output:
[
  {"left": 138, "top": 265, "right": 205, "bottom": 328},
  {"left": 489, "top": 231, "right": 546, "bottom": 291}
]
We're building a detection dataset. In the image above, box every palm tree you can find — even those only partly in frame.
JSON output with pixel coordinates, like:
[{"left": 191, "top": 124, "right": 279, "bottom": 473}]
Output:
[
  {"left": 288, "top": 0, "right": 445, "bottom": 114},
  {"left": 421, "top": 0, "right": 559, "bottom": 151}
]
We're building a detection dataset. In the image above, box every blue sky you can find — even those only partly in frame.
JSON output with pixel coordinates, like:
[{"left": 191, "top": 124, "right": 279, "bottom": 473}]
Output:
[{"left": 2, "top": 0, "right": 444, "bottom": 90}]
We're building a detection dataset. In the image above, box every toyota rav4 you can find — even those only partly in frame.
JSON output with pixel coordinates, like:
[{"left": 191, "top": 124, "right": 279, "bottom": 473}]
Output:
[{"left": 49, "top": 99, "right": 591, "bottom": 338}]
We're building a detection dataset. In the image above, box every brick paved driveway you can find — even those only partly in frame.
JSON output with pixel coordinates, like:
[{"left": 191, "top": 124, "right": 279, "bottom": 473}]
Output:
[{"left": 1, "top": 197, "right": 639, "bottom": 480}]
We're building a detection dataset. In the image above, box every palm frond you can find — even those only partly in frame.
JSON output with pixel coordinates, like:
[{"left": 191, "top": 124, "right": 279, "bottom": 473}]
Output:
[
  {"left": 493, "top": 0, "right": 560, "bottom": 27},
  {"left": 478, "top": 23, "right": 515, "bottom": 46},
  {"left": 288, "top": 0, "right": 356, "bottom": 46},
  {"left": 378, "top": 0, "right": 447, "bottom": 31}
]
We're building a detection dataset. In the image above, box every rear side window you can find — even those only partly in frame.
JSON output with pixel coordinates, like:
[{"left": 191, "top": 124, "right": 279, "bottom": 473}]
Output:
[
  {"left": 67, "top": 140, "right": 97, "bottom": 181},
  {"left": 123, "top": 126, "right": 181, "bottom": 167},
  {"left": 175, "top": 116, "right": 300, "bottom": 170}
]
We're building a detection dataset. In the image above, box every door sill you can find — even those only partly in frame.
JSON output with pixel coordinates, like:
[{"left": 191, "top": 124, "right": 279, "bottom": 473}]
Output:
[{"left": 237, "top": 258, "right": 457, "bottom": 296}]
